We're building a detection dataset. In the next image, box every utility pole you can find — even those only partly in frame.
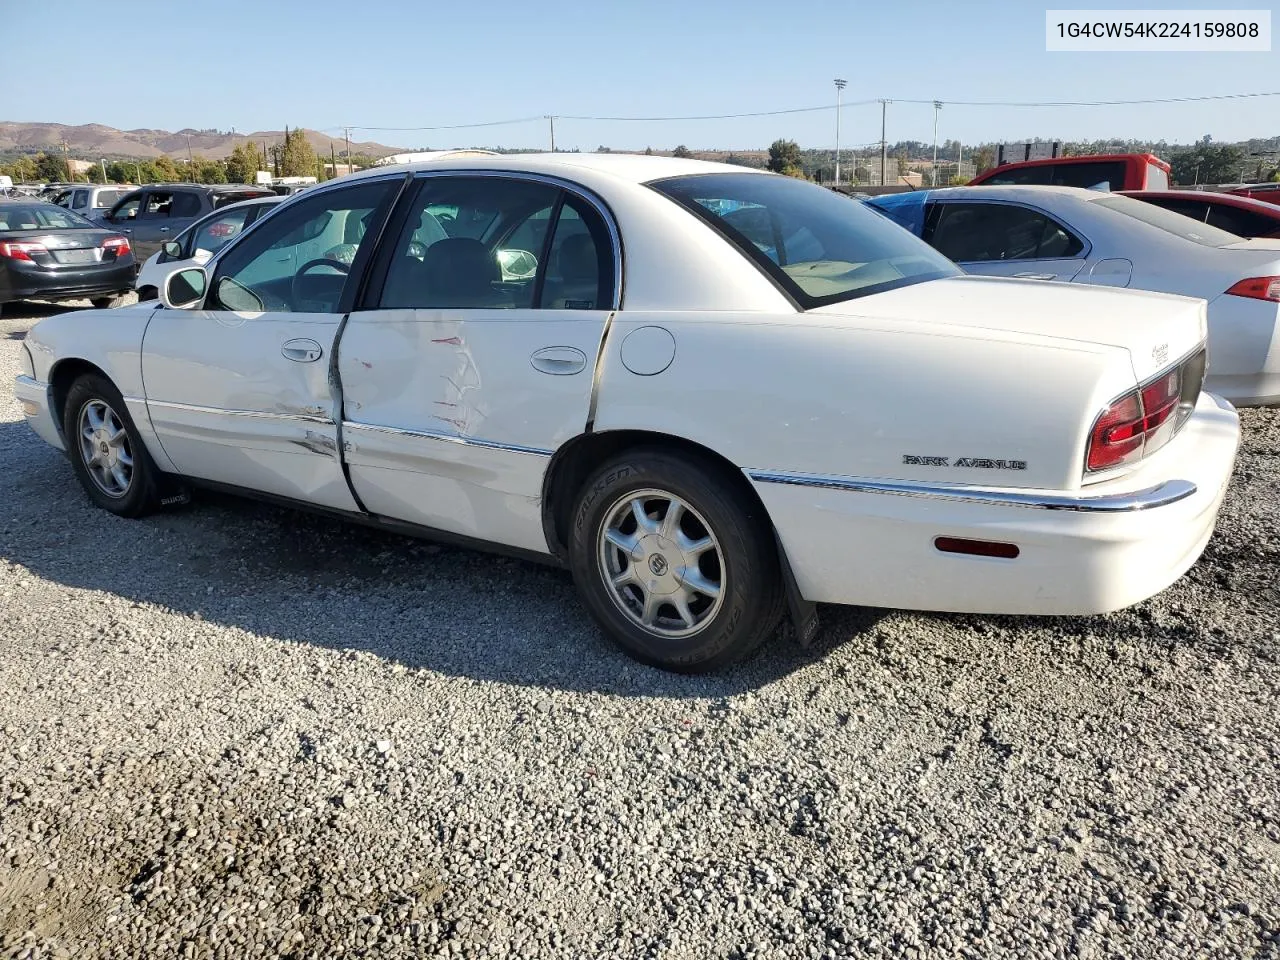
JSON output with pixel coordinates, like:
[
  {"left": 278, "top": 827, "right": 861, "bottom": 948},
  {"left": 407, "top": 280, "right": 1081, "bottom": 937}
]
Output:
[
  {"left": 931, "top": 101, "right": 942, "bottom": 187},
  {"left": 100, "top": 158, "right": 107, "bottom": 183},
  {"left": 833, "top": 79, "right": 846, "bottom": 187},
  {"left": 59, "top": 138, "right": 72, "bottom": 181},
  {"left": 878, "top": 100, "right": 890, "bottom": 186},
  {"left": 331, "top": 143, "right": 338, "bottom": 180},
  {"left": 343, "top": 126, "right": 353, "bottom": 172},
  {"left": 186, "top": 133, "right": 194, "bottom": 170},
  {"left": 546, "top": 116, "right": 556, "bottom": 152}
]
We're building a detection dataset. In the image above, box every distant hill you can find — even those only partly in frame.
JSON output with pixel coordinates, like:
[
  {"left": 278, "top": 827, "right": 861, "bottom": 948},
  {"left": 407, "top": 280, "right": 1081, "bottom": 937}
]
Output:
[{"left": 0, "top": 122, "right": 404, "bottom": 161}]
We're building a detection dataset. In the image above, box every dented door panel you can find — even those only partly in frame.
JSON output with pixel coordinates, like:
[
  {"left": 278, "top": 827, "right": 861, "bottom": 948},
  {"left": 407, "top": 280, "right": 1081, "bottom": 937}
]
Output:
[{"left": 338, "top": 307, "right": 610, "bottom": 551}]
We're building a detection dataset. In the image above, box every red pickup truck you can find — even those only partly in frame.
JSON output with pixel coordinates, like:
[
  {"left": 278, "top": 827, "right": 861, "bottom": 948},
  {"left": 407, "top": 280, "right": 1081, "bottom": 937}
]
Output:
[{"left": 968, "top": 153, "right": 1172, "bottom": 191}]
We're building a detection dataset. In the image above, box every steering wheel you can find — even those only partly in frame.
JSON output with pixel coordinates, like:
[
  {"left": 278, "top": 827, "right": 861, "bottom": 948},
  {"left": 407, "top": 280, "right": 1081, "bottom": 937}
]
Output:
[{"left": 297, "top": 258, "right": 351, "bottom": 277}]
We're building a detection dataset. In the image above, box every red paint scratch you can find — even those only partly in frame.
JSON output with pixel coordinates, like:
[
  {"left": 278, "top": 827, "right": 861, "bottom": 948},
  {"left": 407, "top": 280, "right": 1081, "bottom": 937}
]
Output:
[{"left": 431, "top": 336, "right": 463, "bottom": 345}]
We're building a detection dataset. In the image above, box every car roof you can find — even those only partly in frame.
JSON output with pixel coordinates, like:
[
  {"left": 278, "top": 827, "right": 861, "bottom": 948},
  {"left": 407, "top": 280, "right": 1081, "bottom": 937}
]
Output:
[
  {"left": 881, "top": 184, "right": 1117, "bottom": 204},
  {"left": 338, "top": 152, "right": 768, "bottom": 187},
  {"left": 1119, "top": 190, "right": 1280, "bottom": 215}
]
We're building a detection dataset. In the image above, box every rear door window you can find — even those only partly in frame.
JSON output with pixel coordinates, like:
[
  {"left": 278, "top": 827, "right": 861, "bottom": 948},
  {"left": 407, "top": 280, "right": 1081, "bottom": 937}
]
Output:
[
  {"left": 142, "top": 191, "right": 175, "bottom": 218},
  {"left": 71, "top": 190, "right": 90, "bottom": 210},
  {"left": 171, "top": 192, "right": 203, "bottom": 218},
  {"left": 928, "top": 202, "right": 1084, "bottom": 262}
]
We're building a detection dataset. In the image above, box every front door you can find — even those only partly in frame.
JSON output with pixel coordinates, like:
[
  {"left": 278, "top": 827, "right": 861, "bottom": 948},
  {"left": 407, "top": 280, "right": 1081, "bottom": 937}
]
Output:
[
  {"left": 141, "top": 177, "right": 402, "bottom": 510},
  {"left": 927, "top": 200, "right": 1088, "bottom": 282},
  {"left": 338, "top": 174, "right": 618, "bottom": 552}
]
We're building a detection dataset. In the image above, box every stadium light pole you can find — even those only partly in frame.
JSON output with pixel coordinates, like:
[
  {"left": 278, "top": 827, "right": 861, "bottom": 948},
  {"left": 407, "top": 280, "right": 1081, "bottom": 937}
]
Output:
[
  {"left": 833, "top": 79, "right": 847, "bottom": 186},
  {"left": 932, "top": 101, "right": 942, "bottom": 186}
]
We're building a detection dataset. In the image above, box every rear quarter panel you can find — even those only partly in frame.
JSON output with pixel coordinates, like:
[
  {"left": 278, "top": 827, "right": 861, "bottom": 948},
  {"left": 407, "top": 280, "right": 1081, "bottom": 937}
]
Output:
[{"left": 591, "top": 311, "right": 1131, "bottom": 493}]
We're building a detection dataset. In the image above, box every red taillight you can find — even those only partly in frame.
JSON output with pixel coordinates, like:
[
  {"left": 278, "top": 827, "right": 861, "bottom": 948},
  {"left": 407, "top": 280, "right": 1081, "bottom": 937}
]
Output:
[
  {"left": 0, "top": 240, "right": 48, "bottom": 262},
  {"left": 1225, "top": 276, "right": 1280, "bottom": 302},
  {"left": 1086, "top": 355, "right": 1199, "bottom": 474},
  {"left": 1088, "top": 392, "right": 1145, "bottom": 471},
  {"left": 101, "top": 235, "right": 130, "bottom": 258}
]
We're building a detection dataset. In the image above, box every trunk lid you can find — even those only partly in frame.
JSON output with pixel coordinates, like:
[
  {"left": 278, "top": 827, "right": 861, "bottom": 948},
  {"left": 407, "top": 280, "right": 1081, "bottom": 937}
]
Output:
[{"left": 811, "top": 274, "right": 1206, "bottom": 382}]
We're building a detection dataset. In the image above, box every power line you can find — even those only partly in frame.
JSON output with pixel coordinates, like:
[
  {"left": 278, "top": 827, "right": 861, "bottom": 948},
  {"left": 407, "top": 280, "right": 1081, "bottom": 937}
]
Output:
[{"left": 320, "top": 89, "right": 1280, "bottom": 136}]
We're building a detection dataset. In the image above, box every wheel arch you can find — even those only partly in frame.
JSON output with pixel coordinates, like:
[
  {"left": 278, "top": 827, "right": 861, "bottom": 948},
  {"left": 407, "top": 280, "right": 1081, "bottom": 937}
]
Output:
[
  {"left": 541, "top": 428, "right": 819, "bottom": 644},
  {"left": 49, "top": 358, "right": 113, "bottom": 441},
  {"left": 540, "top": 429, "right": 766, "bottom": 561}
]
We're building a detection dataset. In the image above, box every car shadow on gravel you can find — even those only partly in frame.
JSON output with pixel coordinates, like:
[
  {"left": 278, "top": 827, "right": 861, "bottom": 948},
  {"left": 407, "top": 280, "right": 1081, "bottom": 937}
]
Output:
[{"left": 0, "top": 421, "right": 883, "bottom": 697}]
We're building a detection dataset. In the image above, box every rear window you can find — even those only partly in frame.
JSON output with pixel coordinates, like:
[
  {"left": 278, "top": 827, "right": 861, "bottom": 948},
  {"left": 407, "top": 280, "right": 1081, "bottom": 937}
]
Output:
[
  {"left": 214, "top": 190, "right": 274, "bottom": 208},
  {"left": 0, "top": 204, "right": 96, "bottom": 230},
  {"left": 1092, "top": 195, "right": 1241, "bottom": 246},
  {"left": 1145, "top": 163, "right": 1170, "bottom": 190},
  {"left": 651, "top": 172, "right": 959, "bottom": 308},
  {"left": 93, "top": 189, "right": 125, "bottom": 208},
  {"left": 1048, "top": 162, "right": 1126, "bottom": 191}
]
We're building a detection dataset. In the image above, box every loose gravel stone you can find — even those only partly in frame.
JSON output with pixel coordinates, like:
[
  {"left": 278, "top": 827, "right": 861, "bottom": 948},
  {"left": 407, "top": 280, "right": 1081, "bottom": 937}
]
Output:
[{"left": 0, "top": 300, "right": 1278, "bottom": 959}]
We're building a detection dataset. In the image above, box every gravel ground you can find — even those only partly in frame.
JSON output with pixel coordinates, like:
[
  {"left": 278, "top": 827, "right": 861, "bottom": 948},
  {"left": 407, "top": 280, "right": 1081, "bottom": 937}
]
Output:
[{"left": 0, "top": 300, "right": 1277, "bottom": 960}]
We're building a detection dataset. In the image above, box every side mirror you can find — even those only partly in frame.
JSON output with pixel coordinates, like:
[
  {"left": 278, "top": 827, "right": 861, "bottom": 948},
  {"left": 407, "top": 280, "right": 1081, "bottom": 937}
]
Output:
[
  {"left": 162, "top": 267, "right": 208, "bottom": 309},
  {"left": 496, "top": 248, "right": 538, "bottom": 281},
  {"left": 161, "top": 240, "right": 182, "bottom": 259}
]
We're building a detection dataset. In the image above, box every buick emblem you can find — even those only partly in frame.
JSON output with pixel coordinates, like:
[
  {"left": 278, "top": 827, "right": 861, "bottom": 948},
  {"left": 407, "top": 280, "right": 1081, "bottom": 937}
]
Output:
[{"left": 648, "top": 555, "right": 669, "bottom": 576}]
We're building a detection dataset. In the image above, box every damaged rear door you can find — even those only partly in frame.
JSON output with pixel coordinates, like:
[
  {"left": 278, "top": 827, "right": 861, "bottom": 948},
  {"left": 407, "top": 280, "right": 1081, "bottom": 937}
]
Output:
[{"left": 141, "top": 178, "right": 402, "bottom": 510}]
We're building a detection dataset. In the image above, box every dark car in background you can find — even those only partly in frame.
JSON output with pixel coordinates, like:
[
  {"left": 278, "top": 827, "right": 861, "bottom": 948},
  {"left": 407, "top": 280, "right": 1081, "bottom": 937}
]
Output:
[
  {"left": 0, "top": 202, "right": 135, "bottom": 315},
  {"left": 1119, "top": 190, "right": 1280, "bottom": 239},
  {"left": 101, "top": 183, "right": 276, "bottom": 262},
  {"left": 968, "top": 153, "right": 1172, "bottom": 192}
]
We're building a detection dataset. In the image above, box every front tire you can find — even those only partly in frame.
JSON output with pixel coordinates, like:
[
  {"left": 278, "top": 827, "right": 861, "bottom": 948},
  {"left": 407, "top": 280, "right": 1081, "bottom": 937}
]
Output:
[
  {"left": 91, "top": 295, "right": 125, "bottom": 310},
  {"left": 62, "top": 374, "right": 161, "bottom": 517},
  {"left": 568, "top": 449, "right": 782, "bottom": 672}
]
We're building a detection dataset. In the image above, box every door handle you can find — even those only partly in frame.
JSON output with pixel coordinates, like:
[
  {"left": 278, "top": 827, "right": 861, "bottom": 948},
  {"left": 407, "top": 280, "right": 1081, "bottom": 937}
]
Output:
[
  {"left": 282, "top": 338, "right": 324, "bottom": 363},
  {"left": 530, "top": 346, "right": 587, "bottom": 375},
  {"left": 1013, "top": 272, "right": 1056, "bottom": 280},
  {"left": 159, "top": 227, "right": 169, "bottom": 233}
]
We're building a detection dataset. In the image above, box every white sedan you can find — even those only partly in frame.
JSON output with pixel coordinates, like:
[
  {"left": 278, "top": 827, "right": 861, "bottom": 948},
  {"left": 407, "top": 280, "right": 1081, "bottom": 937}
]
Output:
[
  {"left": 15, "top": 155, "right": 1240, "bottom": 671},
  {"left": 869, "top": 185, "right": 1280, "bottom": 406}
]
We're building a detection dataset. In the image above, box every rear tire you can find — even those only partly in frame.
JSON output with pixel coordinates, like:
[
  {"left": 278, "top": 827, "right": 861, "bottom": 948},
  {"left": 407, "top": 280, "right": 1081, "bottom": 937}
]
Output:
[
  {"left": 568, "top": 448, "right": 783, "bottom": 672},
  {"left": 91, "top": 295, "right": 124, "bottom": 310},
  {"left": 61, "top": 374, "right": 161, "bottom": 518}
]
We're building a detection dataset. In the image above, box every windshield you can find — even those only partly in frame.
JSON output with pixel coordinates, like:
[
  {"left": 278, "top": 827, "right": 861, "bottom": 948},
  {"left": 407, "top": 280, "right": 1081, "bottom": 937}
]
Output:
[
  {"left": 650, "top": 173, "right": 959, "bottom": 308},
  {"left": 1092, "top": 194, "right": 1241, "bottom": 246},
  {"left": 0, "top": 204, "right": 98, "bottom": 231}
]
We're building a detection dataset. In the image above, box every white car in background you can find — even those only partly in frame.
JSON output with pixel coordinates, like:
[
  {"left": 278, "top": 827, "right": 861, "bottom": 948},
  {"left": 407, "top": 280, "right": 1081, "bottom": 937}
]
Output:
[
  {"left": 870, "top": 186, "right": 1280, "bottom": 406},
  {"left": 16, "top": 155, "right": 1239, "bottom": 671},
  {"left": 135, "top": 196, "right": 283, "bottom": 300}
]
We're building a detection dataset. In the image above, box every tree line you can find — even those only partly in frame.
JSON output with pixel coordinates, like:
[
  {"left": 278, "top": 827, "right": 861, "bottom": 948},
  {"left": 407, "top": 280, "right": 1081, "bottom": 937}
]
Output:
[{"left": 0, "top": 128, "right": 381, "bottom": 187}]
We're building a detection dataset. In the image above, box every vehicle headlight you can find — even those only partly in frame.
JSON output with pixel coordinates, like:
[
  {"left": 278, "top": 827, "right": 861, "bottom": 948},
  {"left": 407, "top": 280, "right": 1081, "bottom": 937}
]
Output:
[{"left": 20, "top": 343, "right": 35, "bottom": 380}]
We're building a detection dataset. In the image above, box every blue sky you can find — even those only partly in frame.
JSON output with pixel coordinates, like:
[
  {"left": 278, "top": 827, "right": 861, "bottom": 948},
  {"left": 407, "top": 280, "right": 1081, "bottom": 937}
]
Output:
[{"left": 7, "top": 0, "right": 1278, "bottom": 151}]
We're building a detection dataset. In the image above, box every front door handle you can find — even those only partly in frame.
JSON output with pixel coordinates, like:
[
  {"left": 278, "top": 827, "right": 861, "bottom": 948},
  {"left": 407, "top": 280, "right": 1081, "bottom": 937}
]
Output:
[
  {"left": 282, "top": 338, "right": 324, "bottom": 363},
  {"left": 530, "top": 345, "right": 587, "bottom": 376},
  {"left": 159, "top": 226, "right": 169, "bottom": 233}
]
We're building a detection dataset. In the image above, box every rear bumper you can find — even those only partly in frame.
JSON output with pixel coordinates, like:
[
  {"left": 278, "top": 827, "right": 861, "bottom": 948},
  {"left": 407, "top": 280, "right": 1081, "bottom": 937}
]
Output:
[
  {"left": 0, "top": 261, "right": 135, "bottom": 302},
  {"left": 753, "top": 392, "right": 1240, "bottom": 616}
]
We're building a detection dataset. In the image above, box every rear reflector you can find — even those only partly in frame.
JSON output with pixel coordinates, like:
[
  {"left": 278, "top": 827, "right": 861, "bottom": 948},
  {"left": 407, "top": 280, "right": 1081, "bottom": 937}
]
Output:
[
  {"left": 934, "top": 537, "right": 1020, "bottom": 559},
  {"left": 1225, "top": 276, "right": 1280, "bottom": 303}
]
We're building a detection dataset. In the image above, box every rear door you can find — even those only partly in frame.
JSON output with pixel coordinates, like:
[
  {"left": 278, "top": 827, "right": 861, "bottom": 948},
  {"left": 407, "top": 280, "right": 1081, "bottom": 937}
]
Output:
[
  {"left": 925, "top": 199, "right": 1087, "bottom": 281},
  {"left": 337, "top": 173, "right": 618, "bottom": 551},
  {"left": 141, "top": 177, "right": 402, "bottom": 509},
  {"left": 131, "top": 189, "right": 178, "bottom": 260}
]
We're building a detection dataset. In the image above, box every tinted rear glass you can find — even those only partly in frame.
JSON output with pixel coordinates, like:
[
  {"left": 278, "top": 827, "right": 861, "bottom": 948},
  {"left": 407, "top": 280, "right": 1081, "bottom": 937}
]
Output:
[
  {"left": 94, "top": 189, "right": 125, "bottom": 207},
  {"left": 651, "top": 172, "right": 959, "bottom": 308},
  {"left": 0, "top": 204, "right": 97, "bottom": 230},
  {"left": 214, "top": 190, "right": 275, "bottom": 208},
  {"left": 1048, "top": 162, "right": 1127, "bottom": 191},
  {"left": 1093, "top": 195, "right": 1241, "bottom": 246}
]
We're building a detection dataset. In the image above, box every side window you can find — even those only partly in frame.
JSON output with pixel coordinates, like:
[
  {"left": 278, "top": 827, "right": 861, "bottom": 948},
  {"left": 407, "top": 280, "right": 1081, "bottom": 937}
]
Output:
[
  {"left": 376, "top": 176, "right": 560, "bottom": 310},
  {"left": 190, "top": 207, "right": 254, "bottom": 257},
  {"left": 71, "top": 190, "right": 89, "bottom": 210},
  {"left": 51, "top": 190, "right": 73, "bottom": 208},
  {"left": 540, "top": 198, "right": 612, "bottom": 309},
  {"left": 142, "top": 191, "right": 174, "bottom": 218},
  {"left": 110, "top": 196, "right": 141, "bottom": 221},
  {"left": 930, "top": 203, "right": 1083, "bottom": 262},
  {"left": 171, "top": 192, "right": 203, "bottom": 218},
  {"left": 210, "top": 179, "right": 397, "bottom": 314}
]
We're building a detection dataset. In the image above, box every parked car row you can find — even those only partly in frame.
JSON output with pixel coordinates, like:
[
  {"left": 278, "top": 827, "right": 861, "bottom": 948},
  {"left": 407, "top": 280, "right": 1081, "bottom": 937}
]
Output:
[
  {"left": 15, "top": 154, "right": 1242, "bottom": 671},
  {"left": 868, "top": 186, "right": 1280, "bottom": 406}
]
